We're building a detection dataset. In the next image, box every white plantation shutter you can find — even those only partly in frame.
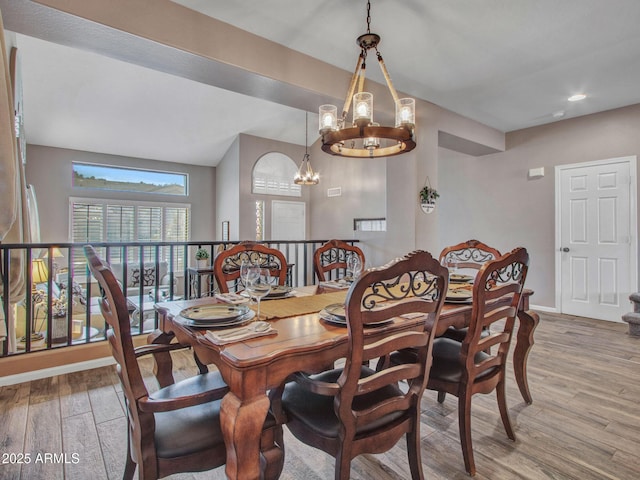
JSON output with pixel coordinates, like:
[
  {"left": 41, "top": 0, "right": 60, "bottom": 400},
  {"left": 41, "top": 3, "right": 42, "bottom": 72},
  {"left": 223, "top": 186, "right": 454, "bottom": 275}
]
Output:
[
  {"left": 163, "top": 207, "right": 189, "bottom": 268},
  {"left": 70, "top": 198, "right": 190, "bottom": 269},
  {"left": 72, "top": 203, "right": 104, "bottom": 243}
]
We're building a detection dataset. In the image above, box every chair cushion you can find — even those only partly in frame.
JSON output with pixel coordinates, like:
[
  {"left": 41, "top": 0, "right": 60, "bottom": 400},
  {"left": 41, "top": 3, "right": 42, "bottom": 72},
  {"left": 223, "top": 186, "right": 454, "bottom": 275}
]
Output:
[
  {"left": 154, "top": 399, "right": 225, "bottom": 458},
  {"left": 428, "top": 337, "right": 497, "bottom": 383},
  {"left": 441, "top": 326, "right": 491, "bottom": 342},
  {"left": 152, "top": 372, "right": 227, "bottom": 458},
  {"left": 281, "top": 366, "right": 405, "bottom": 439},
  {"left": 151, "top": 372, "right": 277, "bottom": 458}
]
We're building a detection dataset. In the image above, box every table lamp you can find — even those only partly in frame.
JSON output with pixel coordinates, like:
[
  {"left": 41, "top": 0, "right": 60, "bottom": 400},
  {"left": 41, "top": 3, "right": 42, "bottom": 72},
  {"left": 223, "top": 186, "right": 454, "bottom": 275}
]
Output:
[{"left": 29, "top": 258, "right": 49, "bottom": 341}]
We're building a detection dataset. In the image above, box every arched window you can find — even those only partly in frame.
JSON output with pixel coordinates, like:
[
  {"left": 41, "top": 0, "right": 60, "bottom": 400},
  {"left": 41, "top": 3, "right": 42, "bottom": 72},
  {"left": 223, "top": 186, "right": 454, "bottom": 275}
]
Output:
[{"left": 252, "top": 152, "right": 301, "bottom": 197}]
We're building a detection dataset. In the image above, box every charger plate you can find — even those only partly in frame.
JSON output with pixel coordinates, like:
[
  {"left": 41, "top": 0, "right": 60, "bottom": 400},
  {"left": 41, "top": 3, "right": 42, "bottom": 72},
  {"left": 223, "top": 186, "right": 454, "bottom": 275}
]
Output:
[
  {"left": 319, "top": 303, "right": 392, "bottom": 327},
  {"left": 265, "top": 286, "right": 292, "bottom": 298},
  {"left": 180, "top": 304, "right": 250, "bottom": 322},
  {"left": 449, "top": 274, "right": 474, "bottom": 283},
  {"left": 177, "top": 309, "right": 255, "bottom": 328}
]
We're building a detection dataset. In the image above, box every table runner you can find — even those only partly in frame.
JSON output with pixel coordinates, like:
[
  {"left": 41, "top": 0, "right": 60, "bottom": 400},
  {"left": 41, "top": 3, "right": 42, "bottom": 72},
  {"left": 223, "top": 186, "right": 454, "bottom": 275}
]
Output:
[{"left": 254, "top": 290, "right": 348, "bottom": 320}]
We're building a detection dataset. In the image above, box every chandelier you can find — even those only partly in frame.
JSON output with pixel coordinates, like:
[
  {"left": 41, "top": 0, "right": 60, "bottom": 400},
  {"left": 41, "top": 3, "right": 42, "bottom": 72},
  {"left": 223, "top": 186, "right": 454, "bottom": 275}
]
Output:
[
  {"left": 318, "top": 0, "right": 416, "bottom": 158},
  {"left": 294, "top": 112, "right": 320, "bottom": 185}
]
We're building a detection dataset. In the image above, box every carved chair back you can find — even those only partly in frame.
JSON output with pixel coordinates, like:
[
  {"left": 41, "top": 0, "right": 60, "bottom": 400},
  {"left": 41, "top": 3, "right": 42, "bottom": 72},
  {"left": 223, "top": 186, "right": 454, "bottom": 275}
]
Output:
[
  {"left": 464, "top": 247, "right": 529, "bottom": 381},
  {"left": 214, "top": 241, "right": 288, "bottom": 293},
  {"left": 313, "top": 239, "right": 365, "bottom": 282},
  {"left": 439, "top": 239, "right": 501, "bottom": 271}
]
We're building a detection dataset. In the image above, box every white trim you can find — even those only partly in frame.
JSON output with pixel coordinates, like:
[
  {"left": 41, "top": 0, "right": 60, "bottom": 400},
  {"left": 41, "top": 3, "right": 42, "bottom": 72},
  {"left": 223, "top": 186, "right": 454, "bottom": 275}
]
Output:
[
  {"left": 0, "top": 357, "right": 116, "bottom": 387},
  {"left": 530, "top": 304, "right": 557, "bottom": 313},
  {"left": 554, "top": 156, "right": 638, "bottom": 314}
]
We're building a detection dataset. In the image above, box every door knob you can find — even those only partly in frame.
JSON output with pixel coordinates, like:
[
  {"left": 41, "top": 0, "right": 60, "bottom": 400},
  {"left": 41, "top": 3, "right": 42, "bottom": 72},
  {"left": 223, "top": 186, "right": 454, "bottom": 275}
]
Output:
[{"left": 561, "top": 247, "right": 570, "bottom": 252}]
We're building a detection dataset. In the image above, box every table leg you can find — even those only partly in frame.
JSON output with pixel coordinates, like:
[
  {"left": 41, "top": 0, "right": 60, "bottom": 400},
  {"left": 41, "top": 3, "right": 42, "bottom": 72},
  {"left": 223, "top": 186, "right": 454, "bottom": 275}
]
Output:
[
  {"left": 514, "top": 310, "right": 540, "bottom": 404},
  {"left": 220, "top": 391, "right": 270, "bottom": 480}
]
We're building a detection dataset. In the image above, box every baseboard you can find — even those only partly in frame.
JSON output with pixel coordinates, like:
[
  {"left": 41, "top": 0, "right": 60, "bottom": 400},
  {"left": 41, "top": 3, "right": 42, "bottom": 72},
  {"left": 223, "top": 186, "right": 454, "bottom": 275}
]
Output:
[
  {"left": 530, "top": 304, "right": 557, "bottom": 313},
  {"left": 0, "top": 356, "right": 116, "bottom": 387}
]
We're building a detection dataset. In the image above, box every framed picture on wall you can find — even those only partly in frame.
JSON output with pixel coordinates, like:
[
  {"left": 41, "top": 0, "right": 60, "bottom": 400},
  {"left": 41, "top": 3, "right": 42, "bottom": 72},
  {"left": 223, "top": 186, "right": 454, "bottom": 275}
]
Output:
[{"left": 222, "top": 221, "right": 229, "bottom": 242}]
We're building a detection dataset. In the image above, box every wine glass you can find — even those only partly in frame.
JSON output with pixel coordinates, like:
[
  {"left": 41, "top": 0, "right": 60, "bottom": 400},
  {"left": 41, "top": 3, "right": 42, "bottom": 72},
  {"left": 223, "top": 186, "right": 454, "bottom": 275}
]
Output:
[
  {"left": 245, "top": 268, "right": 271, "bottom": 320},
  {"left": 240, "top": 259, "right": 259, "bottom": 290},
  {"left": 346, "top": 255, "right": 362, "bottom": 282}
]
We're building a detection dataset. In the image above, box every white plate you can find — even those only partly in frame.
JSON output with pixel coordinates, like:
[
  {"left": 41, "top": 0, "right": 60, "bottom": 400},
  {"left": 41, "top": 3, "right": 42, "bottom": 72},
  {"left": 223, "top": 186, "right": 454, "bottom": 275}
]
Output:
[{"left": 324, "top": 303, "right": 346, "bottom": 319}]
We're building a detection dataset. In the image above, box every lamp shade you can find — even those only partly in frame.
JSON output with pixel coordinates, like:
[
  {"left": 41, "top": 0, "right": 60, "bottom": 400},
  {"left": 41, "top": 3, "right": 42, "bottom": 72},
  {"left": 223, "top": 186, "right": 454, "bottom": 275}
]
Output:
[{"left": 32, "top": 258, "right": 49, "bottom": 284}]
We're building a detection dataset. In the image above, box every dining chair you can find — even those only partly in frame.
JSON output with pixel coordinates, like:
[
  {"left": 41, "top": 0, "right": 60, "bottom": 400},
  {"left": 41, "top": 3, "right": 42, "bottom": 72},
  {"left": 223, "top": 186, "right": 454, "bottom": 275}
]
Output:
[
  {"left": 427, "top": 247, "right": 529, "bottom": 476},
  {"left": 213, "top": 241, "right": 288, "bottom": 293},
  {"left": 84, "top": 245, "right": 284, "bottom": 480},
  {"left": 439, "top": 239, "right": 502, "bottom": 344},
  {"left": 439, "top": 239, "right": 501, "bottom": 271},
  {"left": 272, "top": 250, "right": 448, "bottom": 480},
  {"left": 313, "top": 239, "right": 366, "bottom": 282}
]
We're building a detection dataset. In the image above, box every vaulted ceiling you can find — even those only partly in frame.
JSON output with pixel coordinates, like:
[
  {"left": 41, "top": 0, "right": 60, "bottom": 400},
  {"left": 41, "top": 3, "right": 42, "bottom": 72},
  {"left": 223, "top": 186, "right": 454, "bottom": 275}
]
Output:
[{"left": 3, "top": 0, "right": 640, "bottom": 166}]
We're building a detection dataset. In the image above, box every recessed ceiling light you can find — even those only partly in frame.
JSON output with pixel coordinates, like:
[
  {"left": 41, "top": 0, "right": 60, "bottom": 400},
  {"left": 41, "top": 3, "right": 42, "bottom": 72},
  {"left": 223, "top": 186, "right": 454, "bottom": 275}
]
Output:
[
  {"left": 568, "top": 94, "right": 587, "bottom": 102},
  {"left": 552, "top": 111, "right": 565, "bottom": 118}
]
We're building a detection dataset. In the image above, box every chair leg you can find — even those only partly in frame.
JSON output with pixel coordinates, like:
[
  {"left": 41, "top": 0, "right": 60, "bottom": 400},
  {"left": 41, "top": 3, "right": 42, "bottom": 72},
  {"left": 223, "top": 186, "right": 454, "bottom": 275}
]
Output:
[
  {"left": 334, "top": 447, "right": 352, "bottom": 480},
  {"left": 193, "top": 352, "right": 209, "bottom": 374},
  {"left": 406, "top": 415, "right": 425, "bottom": 480},
  {"left": 458, "top": 392, "right": 476, "bottom": 476},
  {"left": 123, "top": 422, "right": 136, "bottom": 480},
  {"left": 437, "top": 391, "right": 446, "bottom": 403},
  {"left": 496, "top": 379, "right": 516, "bottom": 441}
]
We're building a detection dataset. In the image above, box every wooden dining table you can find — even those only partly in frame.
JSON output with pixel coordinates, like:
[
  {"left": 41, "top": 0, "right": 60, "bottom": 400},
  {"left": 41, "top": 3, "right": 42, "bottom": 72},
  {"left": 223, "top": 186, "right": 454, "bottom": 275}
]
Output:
[{"left": 155, "top": 285, "right": 537, "bottom": 480}]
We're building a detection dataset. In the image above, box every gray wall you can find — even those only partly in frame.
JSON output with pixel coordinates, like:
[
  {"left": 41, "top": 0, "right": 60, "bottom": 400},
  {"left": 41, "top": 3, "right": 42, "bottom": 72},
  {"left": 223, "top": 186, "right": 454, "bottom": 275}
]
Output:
[
  {"left": 438, "top": 103, "right": 640, "bottom": 309},
  {"left": 308, "top": 143, "right": 387, "bottom": 268},
  {"left": 216, "top": 137, "right": 240, "bottom": 240},
  {"left": 25, "top": 145, "right": 216, "bottom": 243}
]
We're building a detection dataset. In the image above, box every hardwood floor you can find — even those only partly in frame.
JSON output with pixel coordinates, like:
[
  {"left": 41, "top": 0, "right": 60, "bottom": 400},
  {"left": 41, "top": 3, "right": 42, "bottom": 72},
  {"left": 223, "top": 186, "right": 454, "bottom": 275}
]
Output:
[{"left": 1, "top": 312, "right": 638, "bottom": 479}]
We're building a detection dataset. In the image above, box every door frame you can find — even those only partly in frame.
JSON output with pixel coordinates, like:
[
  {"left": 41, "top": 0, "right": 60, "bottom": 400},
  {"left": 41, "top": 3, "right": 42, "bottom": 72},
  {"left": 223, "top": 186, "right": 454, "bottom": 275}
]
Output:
[{"left": 554, "top": 156, "right": 638, "bottom": 314}]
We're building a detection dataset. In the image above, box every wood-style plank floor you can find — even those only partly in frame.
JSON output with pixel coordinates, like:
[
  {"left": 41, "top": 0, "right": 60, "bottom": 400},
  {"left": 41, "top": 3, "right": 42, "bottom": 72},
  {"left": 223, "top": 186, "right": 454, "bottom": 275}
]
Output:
[{"left": 1, "top": 312, "right": 639, "bottom": 480}]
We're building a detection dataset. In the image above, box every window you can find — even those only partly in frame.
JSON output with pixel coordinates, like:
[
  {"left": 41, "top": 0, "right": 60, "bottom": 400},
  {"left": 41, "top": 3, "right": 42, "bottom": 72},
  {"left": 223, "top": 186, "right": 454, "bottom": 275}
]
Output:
[
  {"left": 70, "top": 197, "right": 190, "bottom": 269},
  {"left": 252, "top": 152, "right": 301, "bottom": 197},
  {"left": 72, "top": 162, "right": 188, "bottom": 196},
  {"left": 255, "top": 200, "right": 264, "bottom": 241},
  {"left": 354, "top": 218, "right": 386, "bottom": 232}
]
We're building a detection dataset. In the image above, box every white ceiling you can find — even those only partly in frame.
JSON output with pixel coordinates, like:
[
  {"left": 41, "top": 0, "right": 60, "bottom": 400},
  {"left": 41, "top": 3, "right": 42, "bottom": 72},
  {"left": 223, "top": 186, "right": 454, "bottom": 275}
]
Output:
[{"left": 11, "top": 0, "right": 640, "bottom": 166}]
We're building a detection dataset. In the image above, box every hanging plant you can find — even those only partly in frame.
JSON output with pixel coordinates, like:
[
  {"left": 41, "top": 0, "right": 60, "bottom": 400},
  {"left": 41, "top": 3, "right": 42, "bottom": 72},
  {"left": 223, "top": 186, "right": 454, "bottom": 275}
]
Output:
[
  {"left": 419, "top": 180, "right": 439, "bottom": 214},
  {"left": 419, "top": 185, "right": 439, "bottom": 204}
]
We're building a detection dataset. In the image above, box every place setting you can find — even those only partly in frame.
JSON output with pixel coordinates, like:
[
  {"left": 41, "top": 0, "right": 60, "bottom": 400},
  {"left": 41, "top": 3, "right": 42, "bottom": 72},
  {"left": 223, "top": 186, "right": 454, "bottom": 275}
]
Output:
[
  {"left": 177, "top": 304, "right": 255, "bottom": 328},
  {"left": 446, "top": 286, "right": 473, "bottom": 304},
  {"left": 449, "top": 273, "right": 474, "bottom": 284},
  {"left": 319, "top": 303, "right": 393, "bottom": 327}
]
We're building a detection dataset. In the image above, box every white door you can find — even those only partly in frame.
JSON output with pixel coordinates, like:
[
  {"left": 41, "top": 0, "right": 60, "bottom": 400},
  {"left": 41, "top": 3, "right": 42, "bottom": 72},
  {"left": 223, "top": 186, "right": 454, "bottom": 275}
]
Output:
[
  {"left": 271, "top": 200, "right": 305, "bottom": 240},
  {"left": 557, "top": 157, "right": 637, "bottom": 321}
]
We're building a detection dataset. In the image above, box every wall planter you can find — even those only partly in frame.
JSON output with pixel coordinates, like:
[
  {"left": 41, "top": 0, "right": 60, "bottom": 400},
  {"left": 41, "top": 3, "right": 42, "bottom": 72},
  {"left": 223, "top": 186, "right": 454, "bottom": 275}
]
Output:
[{"left": 419, "top": 183, "right": 439, "bottom": 215}]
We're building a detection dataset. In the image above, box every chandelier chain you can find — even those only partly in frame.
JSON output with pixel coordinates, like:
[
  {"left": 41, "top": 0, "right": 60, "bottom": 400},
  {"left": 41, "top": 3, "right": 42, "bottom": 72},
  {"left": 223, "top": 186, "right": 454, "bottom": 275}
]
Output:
[{"left": 366, "top": 0, "right": 371, "bottom": 34}]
